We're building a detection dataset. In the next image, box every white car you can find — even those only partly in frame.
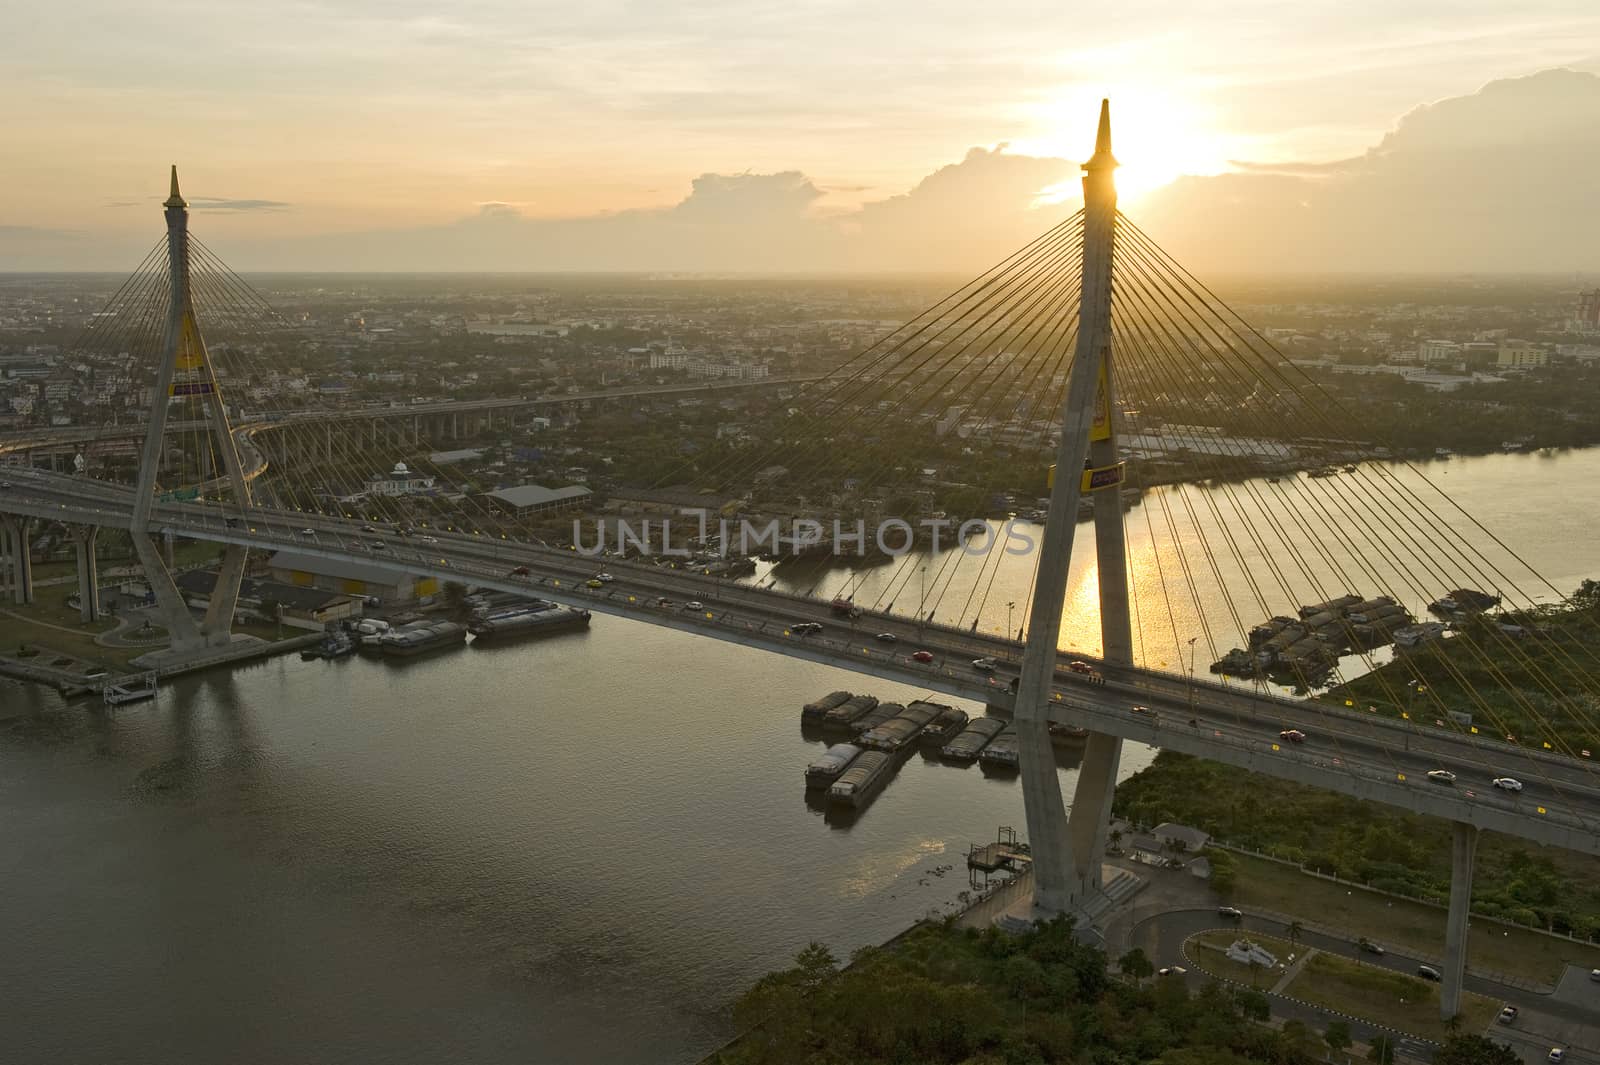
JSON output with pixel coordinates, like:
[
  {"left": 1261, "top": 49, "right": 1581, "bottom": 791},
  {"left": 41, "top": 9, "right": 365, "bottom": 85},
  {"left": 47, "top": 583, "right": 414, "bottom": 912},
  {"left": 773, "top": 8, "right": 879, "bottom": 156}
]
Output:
[
  {"left": 971, "top": 657, "right": 998, "bottom": 673},
  {"left": 1426, "top": 769, "right": 1457, "bottom": 785},
  {"left": 418, "top": 534, "right": 439, "bottom": 544},
  {"left": 685, "top": 601, "right": 704, "bottom": 611},
  {"left": 299, "top": 528, "right": 316, "bottom": 537},
  {"left": 594, "top": 572, "right": 616, "bottom": 582},
  {"left": 1491, "top": 777, "right": 1523, "bottom": 792},
  {"left": 874, "top": 632, "right": 897, "bottom": 643}
]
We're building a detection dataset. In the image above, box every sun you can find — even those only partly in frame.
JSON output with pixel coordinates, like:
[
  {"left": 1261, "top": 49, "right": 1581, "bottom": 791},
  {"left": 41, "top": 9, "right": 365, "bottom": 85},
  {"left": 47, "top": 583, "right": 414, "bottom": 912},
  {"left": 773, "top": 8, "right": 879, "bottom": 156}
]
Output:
[{"left": 1016, "top": 85, "right": 1234, "bottom": 206}]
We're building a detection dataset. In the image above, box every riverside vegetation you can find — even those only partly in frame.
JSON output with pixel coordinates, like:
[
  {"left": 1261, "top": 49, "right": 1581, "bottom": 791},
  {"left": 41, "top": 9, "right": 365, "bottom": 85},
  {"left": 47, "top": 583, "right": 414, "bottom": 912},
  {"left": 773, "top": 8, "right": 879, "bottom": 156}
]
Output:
[{"left": 714, "top": 918, "right": 1523, "bottom": 1065}]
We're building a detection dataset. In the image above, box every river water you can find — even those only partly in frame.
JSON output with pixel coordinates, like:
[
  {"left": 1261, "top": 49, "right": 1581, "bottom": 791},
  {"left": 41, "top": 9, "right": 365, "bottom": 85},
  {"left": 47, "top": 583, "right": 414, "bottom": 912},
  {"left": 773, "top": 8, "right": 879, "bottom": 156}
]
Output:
[{"left": 3, "top": 449, "right": 1598, "bottom": 1064}]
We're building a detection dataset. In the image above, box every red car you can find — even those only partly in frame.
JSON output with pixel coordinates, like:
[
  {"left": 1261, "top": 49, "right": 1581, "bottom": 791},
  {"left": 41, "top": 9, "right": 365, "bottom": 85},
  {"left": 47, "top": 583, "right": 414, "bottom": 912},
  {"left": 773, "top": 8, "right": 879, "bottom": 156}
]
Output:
[
  {"left": 509, "top": 565, "right": 531, "bottom": 576},
  {"left": 911, "top": 650, "right": 935, "bottom": 663},
  {"left": 1068, "top": 661, "right": 1094, "bottom": 675},
  {"left": 1279, "top": 729, "right": 1306, "bottom": 743}
]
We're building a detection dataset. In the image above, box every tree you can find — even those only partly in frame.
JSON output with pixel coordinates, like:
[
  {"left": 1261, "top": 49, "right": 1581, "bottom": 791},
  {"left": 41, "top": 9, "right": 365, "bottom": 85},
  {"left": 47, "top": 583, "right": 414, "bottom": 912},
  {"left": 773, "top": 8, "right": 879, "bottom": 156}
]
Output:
[
  {"left": 1236, "top": 988, "right": 1270, "bottom": 1021},
  {"left": 1433, "top": 1034, "right": 1521, "bottom": 1065},
  {"left": 1287, "top": 921, "right": 1304, "bottom": 951},
  {"left": 1247, "top": 956, "right": 1264, "bottom": 988},
  {"left": 1368, "top": 1035, "right": 1396, "bottom": 1065},
  {"left": 1109, "top": 828, "right": 1124, "bottom": 854},
  {"left": 1117, "top": 947, "right": 1154, "bottom": 983},
  {"left": 442, "top": 580, "right": 471, "bottom": 620},
  {"left": 1324, "top": 1020, "right": 1352, "bottom": 1057}
]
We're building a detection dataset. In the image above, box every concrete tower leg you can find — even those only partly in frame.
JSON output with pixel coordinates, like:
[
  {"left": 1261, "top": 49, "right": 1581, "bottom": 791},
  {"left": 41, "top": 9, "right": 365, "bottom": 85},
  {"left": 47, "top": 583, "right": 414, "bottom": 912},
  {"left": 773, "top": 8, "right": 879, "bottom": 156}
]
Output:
[
  {"left": 74, "top": 526, "right": 101, "bottom": 623},
  {"left": 1441, "top": 821, "right": 1478, "bottom": 1019},
  {"left": 3, "top": 516, "right": 34, "bottom": 605},
  {"left": 129, "top": 531, "right": 204, "bottom": 652},
  {"left": 200, "top": 543, "right": 248, "bottom": 646},
  {"left": 1009, "top": 101, "right": 1121, "bottom": 918},
  {"left": 0, "top": 521, "right": 11, "bottom": 599}
]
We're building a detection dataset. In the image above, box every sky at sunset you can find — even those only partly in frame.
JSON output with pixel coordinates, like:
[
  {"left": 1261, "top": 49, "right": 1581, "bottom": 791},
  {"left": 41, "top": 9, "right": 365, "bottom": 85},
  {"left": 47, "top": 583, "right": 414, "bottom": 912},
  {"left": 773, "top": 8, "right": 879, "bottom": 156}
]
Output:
[{"left": 5, "top": 1, "right": 1599, "bottom": 272}]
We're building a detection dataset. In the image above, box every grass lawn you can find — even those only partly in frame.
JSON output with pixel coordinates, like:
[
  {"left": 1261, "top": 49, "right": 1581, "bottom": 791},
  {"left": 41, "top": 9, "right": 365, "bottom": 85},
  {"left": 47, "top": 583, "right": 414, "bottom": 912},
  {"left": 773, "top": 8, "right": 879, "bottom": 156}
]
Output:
[
  {"left": 1286, "top": 951, "right": 1500, "bottom": 1041},
  {"left": 1190, "top": 931, "right": 1300, "bottom": 987},
  {"left": 0, "top": 587, "right": 140, "bottom": 670},
  {"left": 1226, "top": 852, "right": 1600, "bottom": 985}
]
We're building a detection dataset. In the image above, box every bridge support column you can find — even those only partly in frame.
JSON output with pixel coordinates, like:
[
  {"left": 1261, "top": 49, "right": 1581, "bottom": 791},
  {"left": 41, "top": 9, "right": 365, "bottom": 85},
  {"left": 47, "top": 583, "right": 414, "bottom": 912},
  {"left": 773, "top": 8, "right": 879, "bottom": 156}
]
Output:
[
  {"left": 73, "top": 526, "right": 101, "bottom": 623},
  {"left": 1010, "top": 101, "right": 1122, "bottom": 920},
  {"left": 0, "top": 520, "right": 10, "bottom": 600},
  {"left": 130, "top": 531, "right": 205, "bottom": 652},
  {"left": 326, "top": 424, "right": 334, "bottom": 463},
  {"left": 1441, "top": 821, "right": 1478, "bottom": 1019},
  {"left": 2, "top": 515, "right": 34, "bottom": 605},
  {"left": 200, "top": 543, "right": 247, "bottom": 647}
]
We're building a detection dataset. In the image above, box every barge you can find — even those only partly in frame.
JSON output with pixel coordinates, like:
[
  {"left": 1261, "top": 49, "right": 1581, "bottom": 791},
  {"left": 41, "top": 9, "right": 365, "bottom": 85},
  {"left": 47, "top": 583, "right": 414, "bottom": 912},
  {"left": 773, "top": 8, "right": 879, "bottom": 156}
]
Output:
[
  {"left": 379, "top": 620, "right": 466, "bottom": 657},
  {"left": 941, "top": 716, "right": 1007, "bottom": 762},
  {"left": 978, "top": 727, "right": 1020, "bottom": 769},
  {"left": 801, "top": 690, "right": 853, "bottom": 723},
  {"left": 917, "top": 704, "right": 970, "bottom": 749},
  {"left": 469, "top": 601, "right": 591, "bottom": 642},
  {"left": 859, "top": 701, "right": 941, "bottom": 752},
  {"left": 821, "top": 694, "right": 879, "bottom": 731},
  {"left": 827, "top": 750, "right": 894, "bottom": 808},
  {"left": 804, "top": 743, "right": 862, "bottom": 790},
  {"left": 847, "top": 700, "right": 902, "bottom": 737}
]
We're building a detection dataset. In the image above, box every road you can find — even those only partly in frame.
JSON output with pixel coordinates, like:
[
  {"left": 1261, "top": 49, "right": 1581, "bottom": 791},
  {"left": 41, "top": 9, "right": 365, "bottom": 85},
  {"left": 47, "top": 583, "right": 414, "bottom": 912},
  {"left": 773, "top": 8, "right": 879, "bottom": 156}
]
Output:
[{"left": 5, "top": 466, "right": 1600, "bottom": 855}]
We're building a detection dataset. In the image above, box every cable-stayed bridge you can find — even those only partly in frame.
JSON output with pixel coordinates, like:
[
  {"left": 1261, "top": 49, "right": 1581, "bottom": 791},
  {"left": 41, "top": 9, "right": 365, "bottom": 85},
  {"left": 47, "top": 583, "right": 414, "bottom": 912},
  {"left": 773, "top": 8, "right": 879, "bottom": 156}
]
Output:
[{"left": 3, "top": 108, "right": 1598, "bottom": 1020}]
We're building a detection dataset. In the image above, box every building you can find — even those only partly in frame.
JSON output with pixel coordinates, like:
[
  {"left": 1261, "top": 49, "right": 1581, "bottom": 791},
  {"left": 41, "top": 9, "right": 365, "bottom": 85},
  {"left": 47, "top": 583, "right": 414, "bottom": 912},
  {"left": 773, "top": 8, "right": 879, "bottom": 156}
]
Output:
[
  {"left": 1417, "top": 339, "right": 1461, "bottom": 365},
  {"left": 1575, "top": 289, "right": 1600, "bottom": 331},
  {"left": 483, "top": 483, "right": 593, "bottom": 517},
  {"left": 1497, "top": 339, "right": 1547, "bottom": 368},
  {"left": 266, "top": 550, "right": 438, "bottom": 604},
  {"left": 175, "top": 570, "right": 362, "bottom": 629},
  {"left": 364, "top": 460, "right": 436, "bottom": 497}
]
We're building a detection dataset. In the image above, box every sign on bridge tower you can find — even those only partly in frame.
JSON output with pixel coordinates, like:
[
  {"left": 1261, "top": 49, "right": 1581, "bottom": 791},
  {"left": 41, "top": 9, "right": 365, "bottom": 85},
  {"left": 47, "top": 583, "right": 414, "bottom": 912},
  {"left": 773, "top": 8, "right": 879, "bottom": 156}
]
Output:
[
  {"left": 129, "top": 167, "right": 253, "bottom": 652},
  {"left": 1011, "top": 101, "right": 1133, "bottom": 919}
]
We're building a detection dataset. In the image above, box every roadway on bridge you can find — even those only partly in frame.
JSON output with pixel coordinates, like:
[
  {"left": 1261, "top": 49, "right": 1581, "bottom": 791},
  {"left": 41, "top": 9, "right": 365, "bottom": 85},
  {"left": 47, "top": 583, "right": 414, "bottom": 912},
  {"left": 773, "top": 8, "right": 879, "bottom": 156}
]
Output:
[{"left": 4, "top": 467, "right": 1600, "bottom": 855}]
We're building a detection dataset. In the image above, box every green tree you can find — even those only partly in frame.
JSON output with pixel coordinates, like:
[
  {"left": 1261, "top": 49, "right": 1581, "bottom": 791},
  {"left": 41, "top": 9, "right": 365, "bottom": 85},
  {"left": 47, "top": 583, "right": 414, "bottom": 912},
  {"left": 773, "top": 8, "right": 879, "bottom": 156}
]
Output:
[
  {"left": 1117, "top": 946, "right": 1155, "bottom": 983},
  {"left": 1433, "top": 1034, "right": 1521, "bottom": 1065},
  {"left": 1324, "top": 1020, "right": 1352, "bottom": 1056},
  {"left": 1286, "top": 921, "right": 1304, "bottom": 951},
  {"left": 1368, "top": 1035, "right": 1396, "bottom": 1065},
  {"left": 1236, "top": 988, "right": 1270, "bottom": 1021},
  {"left": 442, "top": 581, "right": 471, "bottom": 620}
]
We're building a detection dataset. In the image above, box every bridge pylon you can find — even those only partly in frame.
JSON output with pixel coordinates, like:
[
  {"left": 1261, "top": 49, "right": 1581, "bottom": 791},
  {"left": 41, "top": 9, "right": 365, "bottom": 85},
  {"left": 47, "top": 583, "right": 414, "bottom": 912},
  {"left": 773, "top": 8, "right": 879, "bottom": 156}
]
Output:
[
  {"left": 1011, "top": 100, "right": 1131, "bottom": 921},
  {"left": 129, "top": 167, "right": 254, "bottom": 653}
]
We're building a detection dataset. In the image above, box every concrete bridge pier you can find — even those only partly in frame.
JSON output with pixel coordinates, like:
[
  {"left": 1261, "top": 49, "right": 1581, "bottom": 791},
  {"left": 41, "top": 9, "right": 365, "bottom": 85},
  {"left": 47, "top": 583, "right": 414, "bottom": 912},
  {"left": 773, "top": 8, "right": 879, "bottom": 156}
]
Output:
[
  {"left": 1441, "top": 821, "right": 1478, "bottom": 1019},
  {"left": 1, "top": 515, "right": 34, "bottom": 605},
  {"left": 200, "top": 543, "right": 248, "bottom": 647},
  {"left": 73, "top": 526, "right": 101, "bottom": 622}
]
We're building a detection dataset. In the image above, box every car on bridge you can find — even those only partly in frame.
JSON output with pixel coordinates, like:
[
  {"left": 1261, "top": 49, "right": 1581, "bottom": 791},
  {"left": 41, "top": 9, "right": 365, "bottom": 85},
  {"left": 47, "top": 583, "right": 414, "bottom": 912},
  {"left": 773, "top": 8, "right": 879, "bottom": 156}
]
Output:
[
  {"left": 594, "top": 572, "right": 615, "bottom": 582},
  {"left": 1131, "top": 704, "right": 1154, "bottom": 716},
  {"left": 874, "top": 632, "right": 897, "bottom": 643},
  {"left": 370, "top": 540, "right": 388, "bottom": 551},
  {"left": 509, "top": 566, "right": 530, "bottom": 576},
  {"left": 1427, "top": 770, "right": 1457, "bottom": 785},
  {"left": 419, "top": 534, "right": 439, "bottom": 544},
  {"left": 1417, "top": 964, "right": 1441, "bottom": 981},
  {"left": 685, "top": 601, "right": 704, "bottom": 611},
  {"left": 1547, "top": 1049, "right": 1565, "bottom": 1064},
  {"left": 1492, "top": 776, "right": 1523, "bottom": 792},
  {"left": 586, "top": 579, "right": 604, "bottom": 588},
  {"left": 1067, "top": 660, "right": 1094, "bottom": 674},
  {"left": 1279, "top": 729, "right": 1306, "bottom": 743},
  {"left": 911, "top": 650, "right": 935, "bottom": 663},
  {"left": 792, "top": 622, "right": 823, "bottom": 636},
  {"left": 1497, "top": 1006, "right": 1518, "bottom": 1024},
  {"left": 971, "top": 657, "right": 997, "bottom": 673},
  {"left": 361, "top": 524, "right": 379, "bottom": 533},
  {"left": 299, "top": 528, "right": 316, "bottom": 537},
  {"left": 1358, "top": 940, "right": 1385, "bottom": 956}
]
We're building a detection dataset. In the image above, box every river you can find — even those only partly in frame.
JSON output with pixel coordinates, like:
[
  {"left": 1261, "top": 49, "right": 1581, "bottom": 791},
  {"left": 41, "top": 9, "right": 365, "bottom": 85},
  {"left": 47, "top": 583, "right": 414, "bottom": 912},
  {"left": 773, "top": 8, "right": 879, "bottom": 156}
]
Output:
[{"left": 3, "top": 448, "right": 1597, "bottom": 1064}]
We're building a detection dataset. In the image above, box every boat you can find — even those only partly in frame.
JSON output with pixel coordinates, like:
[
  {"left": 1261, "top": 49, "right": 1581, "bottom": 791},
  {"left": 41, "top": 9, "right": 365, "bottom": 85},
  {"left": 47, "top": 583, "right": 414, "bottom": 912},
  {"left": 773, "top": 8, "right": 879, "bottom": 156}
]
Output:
[
  {"left": 103, "top": 671, "right": 157, "bottom": 706},
  {"left": 804, "top": 743, "right": 862, "bottom": 790},
  {"left": 469, "top": 601, "right": 591, "bottom": 642},
  {"left": 859, "top": 701, "right": 941, "bottom": 752},
  {"left": 849, "top": 701, "right": 903, "bottom": 737},
  {"left": 917, "top": 705, "right": 970, "bottom": 748},
  {"left": 978, "top": 727, "right": 1020, "bottom": 769},
  {"left": 821, "top": 695, "right": 879, "bottom": 731},
  {"left": 1049, "top": 721, "right": 1088, "bottom": 745},
  {"left": 827, "top": 750, "right": 894, "bottom": 808},
  {"left": 941, "top": 717, "right": 1007, "bottom": 762},
  {"left": 801, "top": 690, "right": 853, "bottom": 723},
  {"left": 379, "top": 620, "right": 466, "bottom": 657},
  {"left": 1394, "top": 622, "right": 1449, "bottom": 648}
]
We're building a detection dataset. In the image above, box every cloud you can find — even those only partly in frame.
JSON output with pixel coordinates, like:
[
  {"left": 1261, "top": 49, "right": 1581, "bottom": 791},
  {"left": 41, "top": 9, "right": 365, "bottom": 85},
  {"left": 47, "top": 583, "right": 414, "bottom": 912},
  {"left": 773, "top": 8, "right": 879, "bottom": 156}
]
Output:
[
  {"left": 1135, "top": 68, "right": 1600, "bottom": 273},
  {"left": 227, "top": 144, "right": 1076, "bottom": 273},
  {"left": 187, "top": 197, "right": 290, "bottom": 212}
]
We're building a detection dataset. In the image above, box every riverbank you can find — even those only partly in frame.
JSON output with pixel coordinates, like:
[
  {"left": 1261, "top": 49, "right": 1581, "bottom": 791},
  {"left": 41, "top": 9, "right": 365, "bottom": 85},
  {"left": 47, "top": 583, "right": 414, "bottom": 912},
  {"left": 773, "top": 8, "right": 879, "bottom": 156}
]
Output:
[{"left": 1115, "top": 750, "right": 1600, "bottom": 949}]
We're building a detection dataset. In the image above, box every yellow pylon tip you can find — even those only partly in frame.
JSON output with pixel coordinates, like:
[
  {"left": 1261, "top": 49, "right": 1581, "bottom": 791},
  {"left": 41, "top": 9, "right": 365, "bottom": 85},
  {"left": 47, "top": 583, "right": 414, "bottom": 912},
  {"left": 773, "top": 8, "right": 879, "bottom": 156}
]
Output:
[{"left": 165, "top": 165, "right": 187, "bottom": 209}]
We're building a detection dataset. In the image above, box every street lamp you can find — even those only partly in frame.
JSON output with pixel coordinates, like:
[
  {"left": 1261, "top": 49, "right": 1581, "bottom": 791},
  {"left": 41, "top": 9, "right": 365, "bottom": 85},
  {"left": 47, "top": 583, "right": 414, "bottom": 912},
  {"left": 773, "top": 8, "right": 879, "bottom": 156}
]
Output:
[
  {"left": 919, "top": 565, "right": 927, "bottom": 627},
  {"left": 1186, "top": 636, "right": 1198, "bottom": 720},
  {"left": 1007, "top": 600, "right": 1015, "bottom": 642}
]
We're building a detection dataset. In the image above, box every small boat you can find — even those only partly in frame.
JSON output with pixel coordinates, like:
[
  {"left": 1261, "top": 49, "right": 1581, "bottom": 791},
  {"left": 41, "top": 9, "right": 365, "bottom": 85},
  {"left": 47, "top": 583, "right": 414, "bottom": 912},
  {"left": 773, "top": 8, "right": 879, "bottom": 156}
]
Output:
[{"left": 979, "top": 727, "right": 1020, "bottom": 769}]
